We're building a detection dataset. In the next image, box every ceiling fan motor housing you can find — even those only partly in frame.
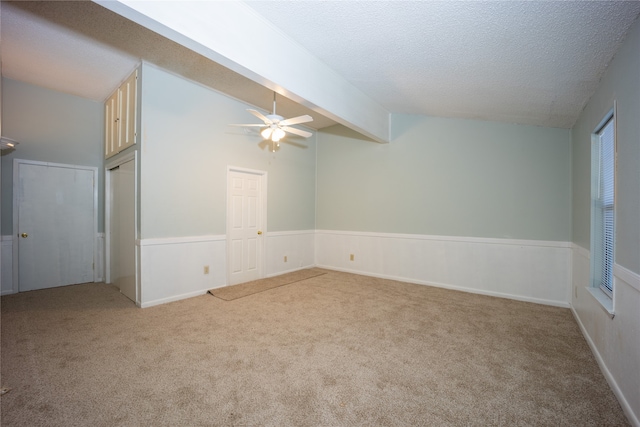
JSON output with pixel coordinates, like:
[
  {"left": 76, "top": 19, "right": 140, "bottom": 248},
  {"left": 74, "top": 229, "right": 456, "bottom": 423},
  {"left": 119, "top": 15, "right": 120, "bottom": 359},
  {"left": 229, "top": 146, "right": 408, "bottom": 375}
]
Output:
[{"left": 266, "top": 114, "right": 284, "bottom": 124}]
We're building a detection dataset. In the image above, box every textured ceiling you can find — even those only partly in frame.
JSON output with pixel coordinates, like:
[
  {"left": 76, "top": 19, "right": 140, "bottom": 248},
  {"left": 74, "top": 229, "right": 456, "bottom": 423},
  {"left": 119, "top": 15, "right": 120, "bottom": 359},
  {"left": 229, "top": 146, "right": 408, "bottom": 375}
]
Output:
[
  {"left": 246, "top": 0, "right": 640, "bottom": 129},
  {"left": 2, "top": 1, "right": 640, "bottom": 131}
]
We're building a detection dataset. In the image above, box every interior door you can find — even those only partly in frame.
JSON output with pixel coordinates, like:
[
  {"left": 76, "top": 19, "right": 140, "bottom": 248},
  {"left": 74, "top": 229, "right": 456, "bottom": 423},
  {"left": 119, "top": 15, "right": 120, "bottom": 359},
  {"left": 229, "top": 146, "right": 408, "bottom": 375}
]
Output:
[
  {"left": 227, "top": 169, "right": 265, "bottom": 285},
  {"left": 109, "top": 159, "right": 136, "bottom": 302},
  {"left": 16, "top": 161, "right": 96, "bottom": 291}
]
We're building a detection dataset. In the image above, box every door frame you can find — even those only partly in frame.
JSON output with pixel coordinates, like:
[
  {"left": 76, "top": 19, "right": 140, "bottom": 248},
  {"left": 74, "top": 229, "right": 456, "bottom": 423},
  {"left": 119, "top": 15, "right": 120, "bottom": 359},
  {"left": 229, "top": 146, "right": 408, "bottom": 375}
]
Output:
[
  {"left": 226, "top": 166, "right": 267, "bottom": 285},
  {"left": 12, "top": 159, "right": 99, "bottom": 293},
  {"left": 105, "top": 151, "right": 139, "bottom": 303}
]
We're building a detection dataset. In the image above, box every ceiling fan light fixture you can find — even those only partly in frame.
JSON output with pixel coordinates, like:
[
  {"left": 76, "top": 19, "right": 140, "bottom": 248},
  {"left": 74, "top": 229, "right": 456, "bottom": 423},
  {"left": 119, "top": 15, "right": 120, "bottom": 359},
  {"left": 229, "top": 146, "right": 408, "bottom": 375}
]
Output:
[
  {"left": 230, "top": 91, "right": 313, "bottom": 150},
  {"left": 272, "top": 128, "right": 286, "bottom": 142},
  {"left": 261, "top": 127, "right": 273, "bottom": 140}
]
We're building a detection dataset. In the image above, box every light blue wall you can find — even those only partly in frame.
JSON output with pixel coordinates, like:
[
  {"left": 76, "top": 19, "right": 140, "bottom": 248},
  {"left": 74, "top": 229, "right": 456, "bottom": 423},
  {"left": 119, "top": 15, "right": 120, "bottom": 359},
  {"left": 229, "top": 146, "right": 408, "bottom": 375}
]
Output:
[
  {"left": 1, "top": 71, "right": 575, "bottom": 245},
  {"left": 1, "top": 78, "right": 104, "bottom": 234},
  {"left": 317, "top": 115, "right": 571, "bottom": 241},
  {"left": 570, "top": 19, "right": 640, "bottom": 423},
  {"left": 571, "top": 18, "right": 640, "bottom": 274},
  {"left": 139, "top": 64, "right": 316, "bottom": 238}
]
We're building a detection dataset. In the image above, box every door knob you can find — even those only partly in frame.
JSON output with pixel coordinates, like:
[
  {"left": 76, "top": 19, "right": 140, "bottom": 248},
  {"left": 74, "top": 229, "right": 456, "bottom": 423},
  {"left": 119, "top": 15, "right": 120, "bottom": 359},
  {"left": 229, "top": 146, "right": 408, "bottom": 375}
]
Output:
[
  {"left": 21, "top": 233, "right": 28, "bottom": 238},
  {"left": 257, "top": 231, "right": 263, "bottom": 235}
]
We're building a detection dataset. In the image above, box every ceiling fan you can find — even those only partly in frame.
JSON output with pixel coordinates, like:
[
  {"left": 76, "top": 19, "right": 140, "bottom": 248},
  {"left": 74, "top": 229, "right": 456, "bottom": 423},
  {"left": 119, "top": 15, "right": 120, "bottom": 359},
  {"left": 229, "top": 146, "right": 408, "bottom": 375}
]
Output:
[{"left": 231, "top": 92, "right": 313, "bottom": 151}]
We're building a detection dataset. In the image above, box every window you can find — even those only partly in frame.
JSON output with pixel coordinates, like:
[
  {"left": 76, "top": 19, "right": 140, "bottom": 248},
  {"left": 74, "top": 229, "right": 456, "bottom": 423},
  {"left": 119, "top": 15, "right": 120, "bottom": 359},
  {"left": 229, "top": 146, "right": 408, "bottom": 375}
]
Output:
[{"left": 591, "top": 111, "right": 615, "bottom": 300}]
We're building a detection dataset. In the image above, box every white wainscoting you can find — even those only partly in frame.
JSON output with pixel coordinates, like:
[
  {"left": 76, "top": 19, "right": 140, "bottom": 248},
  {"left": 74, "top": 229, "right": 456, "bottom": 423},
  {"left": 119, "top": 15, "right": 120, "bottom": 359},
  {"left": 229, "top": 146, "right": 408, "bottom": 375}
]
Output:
[
  {"left": 1, "top": 235, "right": 14, "bottom": 295},
  {"left": 139, "top": 235, "right": 226, "bottom": 308},
  {"left": 315, "top": 230, "right": 571, "bottom": 307},
  {"left": 138, "top": 230, "right": 316, "bottom": 307},
  {"left": 571, "top": 245, "right": 640, "bottom": 427},
  {"left": 266, "top": 230, "right": 315, "bottom": 277}
]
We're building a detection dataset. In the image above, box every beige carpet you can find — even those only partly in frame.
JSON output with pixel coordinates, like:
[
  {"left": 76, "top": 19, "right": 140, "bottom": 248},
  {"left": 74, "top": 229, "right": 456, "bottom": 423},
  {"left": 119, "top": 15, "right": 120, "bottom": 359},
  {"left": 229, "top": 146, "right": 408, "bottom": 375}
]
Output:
[
  {"left": 1, "top": 270, "right": 629, "bottom": 426},
  {"left": 209, "top": 268, "right": 326, "bottom": 301}
]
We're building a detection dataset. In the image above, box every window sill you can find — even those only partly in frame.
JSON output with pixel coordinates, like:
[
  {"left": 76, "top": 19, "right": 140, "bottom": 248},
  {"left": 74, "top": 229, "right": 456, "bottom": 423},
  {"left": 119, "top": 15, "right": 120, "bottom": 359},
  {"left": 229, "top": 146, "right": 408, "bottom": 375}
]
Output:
[{"left": 587, "top": 287, "right": 614, "bottom": 318}]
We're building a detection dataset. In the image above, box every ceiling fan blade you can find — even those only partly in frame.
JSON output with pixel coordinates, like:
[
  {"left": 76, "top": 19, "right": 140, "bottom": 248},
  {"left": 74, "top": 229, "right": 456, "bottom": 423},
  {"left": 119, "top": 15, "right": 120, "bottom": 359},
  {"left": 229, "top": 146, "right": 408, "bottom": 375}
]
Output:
[
  {"left": 248, "top": 109, "right": 272, "bottom": 124},
  {"left": 282, "top": 126, "right": 312, "bottom": 138},
  {"left": 229, "top": 123, "right": 265, "bottom": 127},
  {"left": 279, "top": 115, "right": 313, "bottom": 126}
]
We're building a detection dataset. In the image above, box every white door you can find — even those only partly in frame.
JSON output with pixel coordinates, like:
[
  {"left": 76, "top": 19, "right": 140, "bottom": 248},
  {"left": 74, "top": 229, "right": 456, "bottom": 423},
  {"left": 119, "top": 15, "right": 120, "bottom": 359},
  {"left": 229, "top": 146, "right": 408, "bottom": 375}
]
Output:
[
  {"left": 16, "top": 161, "right": 96, "bottom": 291},
  {"left": 108, "top": 159, "right": 136, "bottom": 302},
  {"left": 227, "top": 169, "right": 265, "bottom": 285}
]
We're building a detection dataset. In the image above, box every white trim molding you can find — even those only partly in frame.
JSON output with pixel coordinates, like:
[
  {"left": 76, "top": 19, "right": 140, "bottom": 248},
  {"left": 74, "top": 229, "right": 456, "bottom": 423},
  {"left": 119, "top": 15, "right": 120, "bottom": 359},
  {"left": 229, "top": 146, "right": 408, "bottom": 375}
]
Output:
[
  {"left": 315, "top": 230, "right": 571, "bottom": 307},
  {"left": 139, "top": 234, "right": 226, "bottom": 246},
  {"left": 316, "top": 229, "right": 572, "bottom": 248},
  {"left": 614, "top": 263, "right": 640, "bottom": 293},
  {"left": 572, "top": 243, "right": 590, "bottom": 260}
]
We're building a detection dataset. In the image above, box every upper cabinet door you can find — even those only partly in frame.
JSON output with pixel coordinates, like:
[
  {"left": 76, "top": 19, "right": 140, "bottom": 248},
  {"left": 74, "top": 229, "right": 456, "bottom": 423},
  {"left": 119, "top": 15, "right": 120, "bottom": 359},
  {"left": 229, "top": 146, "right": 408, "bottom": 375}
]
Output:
[
  {"left": 119, "top": 70, "right": 138, "bottom": 152},
  {"left": 105, "top": 90, "right": 119, "bottom": 158},
  {"left": 105, "top": 68, "right": 138, "bottom": 159}
]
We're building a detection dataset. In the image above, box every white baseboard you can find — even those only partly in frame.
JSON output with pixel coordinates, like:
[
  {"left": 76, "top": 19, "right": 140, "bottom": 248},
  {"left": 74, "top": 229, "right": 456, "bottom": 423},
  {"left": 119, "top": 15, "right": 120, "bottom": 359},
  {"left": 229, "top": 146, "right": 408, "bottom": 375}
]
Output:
[
  {"left": 316, "top": 230, "right": 571, "bottom": 306},
  {"left": 317, "top": 264, "right": 570, "bottom": 307},
  {"left": 265, "top": 265, "right": 316, "bottom": 278},
  {"left": 139, "top": 289, "right": 210, "bottom": 308}
]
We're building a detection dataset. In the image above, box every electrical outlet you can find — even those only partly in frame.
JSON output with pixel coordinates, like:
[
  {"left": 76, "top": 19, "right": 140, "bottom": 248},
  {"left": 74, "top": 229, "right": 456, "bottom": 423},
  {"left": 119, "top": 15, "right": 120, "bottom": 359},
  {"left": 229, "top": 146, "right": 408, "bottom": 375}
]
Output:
[
  {"left": 284, "top": 256, "right": 288, "bottom": 262},
  {"left": 204, "top": 265, "right": 210, "bottom": 275},
  {"left": 350, "top": 254, "right": 354, "bottom": 261}
]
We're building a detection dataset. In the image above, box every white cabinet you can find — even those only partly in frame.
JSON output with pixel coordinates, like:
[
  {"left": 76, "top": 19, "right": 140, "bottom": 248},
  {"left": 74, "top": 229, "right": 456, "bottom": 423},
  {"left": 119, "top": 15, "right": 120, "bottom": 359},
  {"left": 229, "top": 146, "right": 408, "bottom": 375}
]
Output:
[
  {"left": 105, "top": 90, "right": 118, "bottom": 157},
  {"left": 105, "top": 69, "right": 138, "bottom": 158}
]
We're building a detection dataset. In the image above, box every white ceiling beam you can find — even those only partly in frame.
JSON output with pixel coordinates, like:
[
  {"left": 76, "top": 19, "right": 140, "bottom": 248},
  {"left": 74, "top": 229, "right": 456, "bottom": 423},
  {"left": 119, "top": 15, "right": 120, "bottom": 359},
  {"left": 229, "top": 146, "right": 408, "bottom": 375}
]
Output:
[{"left": 93, "top": 0, "right": 390, "bottom": 143}]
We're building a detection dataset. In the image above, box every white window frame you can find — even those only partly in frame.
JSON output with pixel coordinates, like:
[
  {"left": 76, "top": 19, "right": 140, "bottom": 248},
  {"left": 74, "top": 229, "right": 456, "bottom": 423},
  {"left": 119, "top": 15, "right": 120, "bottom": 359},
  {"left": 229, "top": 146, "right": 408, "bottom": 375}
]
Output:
[{"left": 588, "top": 105, "right": 616, "bottom": 316}]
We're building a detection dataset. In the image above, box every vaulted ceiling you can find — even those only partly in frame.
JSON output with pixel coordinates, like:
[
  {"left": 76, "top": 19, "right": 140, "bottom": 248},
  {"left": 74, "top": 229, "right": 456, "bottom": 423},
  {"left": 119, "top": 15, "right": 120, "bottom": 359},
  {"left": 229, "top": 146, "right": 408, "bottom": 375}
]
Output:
[{"left": 2, "top": 1, "right": 640, "bottom": 142}]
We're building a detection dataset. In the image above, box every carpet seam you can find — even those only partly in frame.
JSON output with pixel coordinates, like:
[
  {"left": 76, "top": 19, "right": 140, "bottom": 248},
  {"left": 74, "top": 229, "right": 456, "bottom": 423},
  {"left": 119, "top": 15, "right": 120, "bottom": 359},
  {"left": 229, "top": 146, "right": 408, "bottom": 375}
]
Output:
[{"left": 208, "top": 272, "right": 327, "bottom": 301}]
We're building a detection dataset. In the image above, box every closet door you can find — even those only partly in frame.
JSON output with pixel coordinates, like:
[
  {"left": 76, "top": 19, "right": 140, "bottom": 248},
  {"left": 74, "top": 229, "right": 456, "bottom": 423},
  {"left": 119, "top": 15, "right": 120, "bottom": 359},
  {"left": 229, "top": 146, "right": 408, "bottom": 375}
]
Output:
[
  {"left": 16, "top": 161, "right": 96, "bottom": 291},
  {"left": 109, "top": 159, "right": 136, "bottom": 302}
]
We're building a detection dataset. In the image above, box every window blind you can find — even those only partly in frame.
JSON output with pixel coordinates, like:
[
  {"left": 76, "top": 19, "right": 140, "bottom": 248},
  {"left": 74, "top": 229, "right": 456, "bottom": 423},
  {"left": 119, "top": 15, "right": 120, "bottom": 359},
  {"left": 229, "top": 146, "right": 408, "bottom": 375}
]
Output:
[{"left": 597, "top": 118, "right": 615, "bottom": 296}]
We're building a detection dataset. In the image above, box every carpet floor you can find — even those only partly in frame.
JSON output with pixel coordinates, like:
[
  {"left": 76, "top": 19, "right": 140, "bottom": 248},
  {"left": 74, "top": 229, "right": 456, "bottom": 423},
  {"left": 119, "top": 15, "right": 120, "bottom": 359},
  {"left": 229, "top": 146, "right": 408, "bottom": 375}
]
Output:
[
  {"left": 210, "top": 268, "right": 326, "bottom": 301},
  {"left": 0, "top": 269, "right": 629, "bottom": 426}
]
